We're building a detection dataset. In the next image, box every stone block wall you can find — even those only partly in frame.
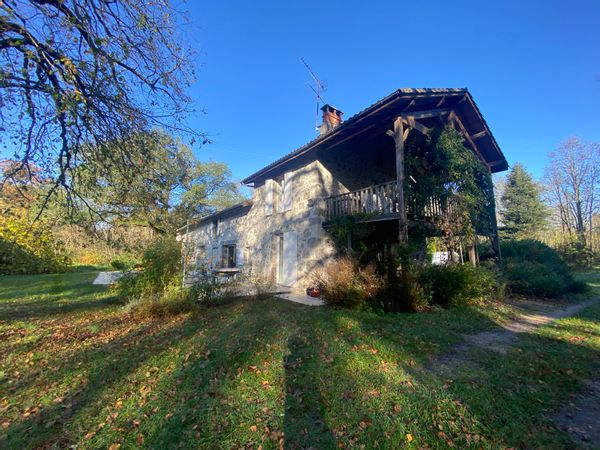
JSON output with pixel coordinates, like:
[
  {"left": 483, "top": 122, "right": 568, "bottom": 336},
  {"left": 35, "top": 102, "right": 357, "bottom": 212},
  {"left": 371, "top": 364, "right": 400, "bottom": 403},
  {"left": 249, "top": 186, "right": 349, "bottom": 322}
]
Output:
[{"left": 181, "top": 159, "right": 347, "bottom": 290}]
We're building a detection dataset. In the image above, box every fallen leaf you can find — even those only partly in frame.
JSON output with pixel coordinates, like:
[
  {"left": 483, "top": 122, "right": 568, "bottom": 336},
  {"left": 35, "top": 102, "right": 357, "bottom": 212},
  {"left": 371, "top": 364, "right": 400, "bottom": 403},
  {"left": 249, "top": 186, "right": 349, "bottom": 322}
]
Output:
[
  {"left": 137, "top": 433, "right": 144, "bottom": 445},
  {"left": 250, "top": 425, "right": 258, "bottom": 432},
  {"left": 406, "top": 433, "right": 413, "bottom": 442}
]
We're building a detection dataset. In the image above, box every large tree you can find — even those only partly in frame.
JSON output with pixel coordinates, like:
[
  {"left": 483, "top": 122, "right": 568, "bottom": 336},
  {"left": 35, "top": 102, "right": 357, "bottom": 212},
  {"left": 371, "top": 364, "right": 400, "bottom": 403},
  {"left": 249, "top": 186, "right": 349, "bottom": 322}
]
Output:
[
  {"left": 500, "top": 163, "right": 547, "bottom": 239},
  {"left": 544, "top": 137, "right": 599, "bottom": 249},
  {"left": 0, "top": 0, "right": 202, "bottom": 210},
  {"left": 73, "top": 131, "right": 245, "bottom": 235}
]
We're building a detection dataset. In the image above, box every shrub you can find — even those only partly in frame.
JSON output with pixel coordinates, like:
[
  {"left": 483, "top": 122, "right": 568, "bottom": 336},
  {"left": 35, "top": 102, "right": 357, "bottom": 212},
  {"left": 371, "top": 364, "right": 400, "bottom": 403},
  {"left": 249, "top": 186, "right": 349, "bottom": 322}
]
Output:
[
  {"left": 556, "top": 243, "right": 594, "bottom": 269},
  {"left": 314, "top": 257, "right": 383, "bottom": 310},
  {"left": 377, "top": 267, "right": 429, "bottom": 313},
  {"left": 0, "top": 214, "right": 71, "bottom": 274},
  {"left": 419, "top": 263, "right": 504, "bottom": 307},
  {"left": 125, "top": 285, "right": 197, "bottom": 318},
  {"left": 116, "top": 236, "right": 182, "bottom": 300},
  {"left": 315, "top": 256, "right": 504, "bottom": 312},
  {"left": 500, "top": 240, "right": 586, "bottom": 297},
  {"left": 110, "top": 259, "right": 129, "bottom": 272},
  {"left": 116, "top": 236, "right": 189, "bottom": 317},
  {"left": 191, "top": 277, "right": 239, "bottom": 305}
]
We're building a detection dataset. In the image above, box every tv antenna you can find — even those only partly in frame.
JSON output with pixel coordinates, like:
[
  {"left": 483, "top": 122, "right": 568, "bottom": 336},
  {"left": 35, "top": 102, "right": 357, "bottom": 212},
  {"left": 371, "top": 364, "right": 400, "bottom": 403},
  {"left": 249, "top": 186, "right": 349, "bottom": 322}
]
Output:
[{"left": 300, "top": 57, "right": 326, "bottom": 131}]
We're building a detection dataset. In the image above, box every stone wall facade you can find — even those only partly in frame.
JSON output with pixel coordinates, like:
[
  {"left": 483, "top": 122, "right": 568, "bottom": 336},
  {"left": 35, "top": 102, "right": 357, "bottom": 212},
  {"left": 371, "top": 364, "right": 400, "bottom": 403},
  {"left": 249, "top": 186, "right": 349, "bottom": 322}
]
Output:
[{"left": 181, "top": 160, "right": 348, "bottom": 290}]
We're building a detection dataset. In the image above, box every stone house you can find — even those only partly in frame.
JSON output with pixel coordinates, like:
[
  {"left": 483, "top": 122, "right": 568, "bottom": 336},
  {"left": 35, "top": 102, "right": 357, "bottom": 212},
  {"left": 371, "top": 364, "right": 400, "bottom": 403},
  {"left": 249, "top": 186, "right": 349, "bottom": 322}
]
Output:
[{"left": 179, "top": 88, "right": 508, "bottom": 290}]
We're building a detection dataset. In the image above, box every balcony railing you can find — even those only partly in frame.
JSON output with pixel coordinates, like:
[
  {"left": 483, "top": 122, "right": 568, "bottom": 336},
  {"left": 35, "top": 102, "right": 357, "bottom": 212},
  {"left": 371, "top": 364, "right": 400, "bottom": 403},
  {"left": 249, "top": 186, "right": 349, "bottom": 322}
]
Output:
[{"left": 325, "top": 180, "right": 450, "bottom": 221}]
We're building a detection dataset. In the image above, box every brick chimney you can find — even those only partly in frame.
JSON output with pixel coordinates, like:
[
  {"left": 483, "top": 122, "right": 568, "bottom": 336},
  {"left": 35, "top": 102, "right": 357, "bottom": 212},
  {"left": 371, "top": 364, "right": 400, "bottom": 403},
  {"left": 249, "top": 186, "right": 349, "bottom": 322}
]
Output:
[{"left": 319, "top": 104, "right": 343, "bottom": 135}]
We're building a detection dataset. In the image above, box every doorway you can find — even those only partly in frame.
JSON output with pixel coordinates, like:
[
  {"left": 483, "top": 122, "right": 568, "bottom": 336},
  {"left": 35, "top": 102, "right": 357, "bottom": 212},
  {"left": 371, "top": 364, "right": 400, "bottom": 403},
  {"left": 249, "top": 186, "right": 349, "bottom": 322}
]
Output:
[{"left": 275, "top": 231, "right": 298, "bottom": 286}]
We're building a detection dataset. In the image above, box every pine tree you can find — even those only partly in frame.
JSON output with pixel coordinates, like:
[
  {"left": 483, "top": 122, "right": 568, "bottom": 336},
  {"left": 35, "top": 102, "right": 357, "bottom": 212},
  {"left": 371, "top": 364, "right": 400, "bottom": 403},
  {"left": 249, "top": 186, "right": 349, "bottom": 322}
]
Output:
[{"left": 500, "top": 163, "right": 548, "bottom": 239}]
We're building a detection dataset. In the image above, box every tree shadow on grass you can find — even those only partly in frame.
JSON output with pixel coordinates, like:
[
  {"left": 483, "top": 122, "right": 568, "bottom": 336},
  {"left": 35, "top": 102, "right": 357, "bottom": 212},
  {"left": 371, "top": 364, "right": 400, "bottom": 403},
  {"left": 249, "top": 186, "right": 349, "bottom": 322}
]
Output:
[
  {"left": 3, "top": 291, "right": 598, "bottom": 449},
  {"left": 0, "top": 293, "right": 124, "bottom": 322},
  {"left": 280, "top": 303, "right": 600, "bottom": 449},
  {"left": 1, "top": 296, "right": 298, "bottom": 449},
  {"left": 0, "top": 312, "right": 199, "bottom": 448},
  {"left": 397, "top": 304, "right": 600, "bottom": 449},
  {"left": 282, "top": 333, "right": 337, "bottom": 449},
  {"left": 130, "top": 297, "right": 297, "bottom": 448},
  {"left": 0, "top": 272, "right": 123, "bottom": 322},
  {"left": 1, "top": 295, "right": 275, "bottom": 448}
]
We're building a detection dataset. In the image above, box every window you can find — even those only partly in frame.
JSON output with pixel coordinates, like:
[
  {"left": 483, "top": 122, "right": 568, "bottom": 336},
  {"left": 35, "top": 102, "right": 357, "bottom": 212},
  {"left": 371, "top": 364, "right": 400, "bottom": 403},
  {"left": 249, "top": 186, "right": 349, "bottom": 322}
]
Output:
[
  {"left": 221, "top": 244, "right": 236, "bottom": 268},
  {"left": 211, "top": 220, "right": 219, "bottom": 238}
]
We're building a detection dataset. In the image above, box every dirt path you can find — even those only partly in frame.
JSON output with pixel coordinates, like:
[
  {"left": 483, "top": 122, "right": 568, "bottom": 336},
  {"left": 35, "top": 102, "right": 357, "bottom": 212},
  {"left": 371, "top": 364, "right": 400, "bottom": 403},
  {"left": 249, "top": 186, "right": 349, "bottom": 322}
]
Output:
[
  {"left": 427, "top": 297, "right": 600, "bottom": 367},
  {"left": 553, "top": 379, "right": 600, "bottom": 448},
  {"left": 424, "top": 296, "right": 600, "bottom": 448}
]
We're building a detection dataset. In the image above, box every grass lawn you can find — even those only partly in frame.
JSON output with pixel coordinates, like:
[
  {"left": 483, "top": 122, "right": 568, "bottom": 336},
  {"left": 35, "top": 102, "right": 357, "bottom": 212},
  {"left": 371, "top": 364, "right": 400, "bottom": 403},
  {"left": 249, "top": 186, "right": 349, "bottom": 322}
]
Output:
[{"left": 0, "top": 269, "right": 599, "bottom": 449}]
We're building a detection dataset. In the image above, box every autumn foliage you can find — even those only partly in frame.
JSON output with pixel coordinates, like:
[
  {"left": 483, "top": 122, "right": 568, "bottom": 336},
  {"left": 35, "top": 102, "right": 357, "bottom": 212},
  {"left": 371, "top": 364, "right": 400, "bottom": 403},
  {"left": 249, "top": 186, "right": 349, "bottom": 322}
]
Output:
[{"left": 0, "top": 209, "right": 71, "bottom": 275}]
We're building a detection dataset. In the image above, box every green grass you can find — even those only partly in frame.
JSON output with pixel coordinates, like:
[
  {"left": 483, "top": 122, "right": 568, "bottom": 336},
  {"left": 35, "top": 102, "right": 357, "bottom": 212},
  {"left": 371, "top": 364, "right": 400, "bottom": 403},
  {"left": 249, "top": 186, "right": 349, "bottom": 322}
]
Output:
[{"left": 0, "top": 269, "right": 598, "bottom": 449}]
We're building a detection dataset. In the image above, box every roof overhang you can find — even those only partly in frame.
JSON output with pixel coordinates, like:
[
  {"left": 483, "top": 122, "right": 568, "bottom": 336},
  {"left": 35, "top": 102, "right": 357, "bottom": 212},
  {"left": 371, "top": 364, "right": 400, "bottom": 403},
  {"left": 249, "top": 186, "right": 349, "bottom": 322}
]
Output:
[
  {"left": 176, "top": 200, "right": 253, "bottom": 234},
  {"left": 242, "top": 88, "right": 508, "bottom": 185}
]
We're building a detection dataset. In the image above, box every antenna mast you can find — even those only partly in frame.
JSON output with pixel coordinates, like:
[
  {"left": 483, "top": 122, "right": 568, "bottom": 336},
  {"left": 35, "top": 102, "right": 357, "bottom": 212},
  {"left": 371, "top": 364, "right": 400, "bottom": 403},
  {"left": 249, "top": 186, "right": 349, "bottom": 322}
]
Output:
[{"left": 300, "top": 57, "right": 326, "bottom": 132}]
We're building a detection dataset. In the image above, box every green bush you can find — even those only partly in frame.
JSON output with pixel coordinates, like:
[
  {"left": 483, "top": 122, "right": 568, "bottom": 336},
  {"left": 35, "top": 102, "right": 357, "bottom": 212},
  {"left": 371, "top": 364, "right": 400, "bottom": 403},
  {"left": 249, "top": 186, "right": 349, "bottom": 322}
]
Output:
[
  {"left": 377, "top": 268, "right": 429, "bottom": 313},
  {"left": 110, "top": 258, "right": 138, "bottom": 272},
  {"left": 116, "top": 236, "right": 182, "bottom": 300},
  {"left": 116, "top": 236, "right": 189, "bottom": 317},
  {"left": 0, "top": 215, "right": 71, "bottom": 274},
  {"left": 419, "top": 263, "right": 504, "bottom": 307},
  {"left": 500, "top": 240, "right": 587, "bottom": 297},
  {"left": 556, "top": 243, "right": 594, "bottom": 269}
]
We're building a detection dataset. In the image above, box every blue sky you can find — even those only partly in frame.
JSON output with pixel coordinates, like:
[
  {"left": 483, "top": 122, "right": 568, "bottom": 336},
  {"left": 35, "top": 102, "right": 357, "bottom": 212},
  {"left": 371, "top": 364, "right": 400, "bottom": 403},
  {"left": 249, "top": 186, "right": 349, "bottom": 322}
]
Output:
[{"left": 184, "top": 0, "right": 600, "bottom": 183}]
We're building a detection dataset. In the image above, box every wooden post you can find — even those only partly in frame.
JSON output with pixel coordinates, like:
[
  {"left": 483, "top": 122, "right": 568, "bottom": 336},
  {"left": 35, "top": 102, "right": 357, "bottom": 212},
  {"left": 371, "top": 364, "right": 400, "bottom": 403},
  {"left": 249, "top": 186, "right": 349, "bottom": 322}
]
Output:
[
  {"left": 388, "top": 117, "right": 407, "bottom": 243},
  {"left": 346, "top": 225, "right": 352, "bottom": 254},
  {"left": 467, "top": 244, "right": 477, "bottom": 266}
]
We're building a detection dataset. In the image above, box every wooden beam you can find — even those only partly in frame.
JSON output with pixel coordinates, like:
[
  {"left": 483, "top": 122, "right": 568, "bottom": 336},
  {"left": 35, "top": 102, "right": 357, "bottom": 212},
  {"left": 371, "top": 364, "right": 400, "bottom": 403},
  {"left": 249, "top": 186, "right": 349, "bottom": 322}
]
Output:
[
  {"left": 403, "top": 117, "right": 431, "bottom": 135},
  {"left": 435, "top": 96, "right": 446, "bottom": 108},
  {"left": 462, "top": 93, "right": 505, "bottom": 162},
  {"left": 471, "top": 130, "right": 487, "bottom": 139},
  {"left": 448, "top": 110, "right": 489, "bottom": 170},
  {"left": 328, "top": 123, "right": 377, "bottom": 149},
  {"left": 400, "top": 108, "right": 451, "bottom": 120},
  {"left": 387, "top": 127, "right": 410, "bottom": 141},
  {"left": 389, "top": 117, "right": 407, "bottom": 243}
]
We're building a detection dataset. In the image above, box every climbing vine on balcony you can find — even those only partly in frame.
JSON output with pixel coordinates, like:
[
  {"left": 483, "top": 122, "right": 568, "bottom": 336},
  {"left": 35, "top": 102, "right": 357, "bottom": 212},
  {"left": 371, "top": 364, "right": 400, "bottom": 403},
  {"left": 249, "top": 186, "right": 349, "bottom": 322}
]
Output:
[
  {"left": 327, "top": 213, "right": 376, "bottom": 256},
  {"left": 406, "top": 126, "right": 496, "bottom": 246}
]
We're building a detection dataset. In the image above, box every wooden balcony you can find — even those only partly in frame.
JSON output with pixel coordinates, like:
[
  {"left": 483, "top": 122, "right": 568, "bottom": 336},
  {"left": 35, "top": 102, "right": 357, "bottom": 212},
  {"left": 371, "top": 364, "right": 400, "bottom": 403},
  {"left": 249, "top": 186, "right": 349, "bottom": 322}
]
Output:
[{"left": 325, "top": 180, "right": 450, "bottom": 221}]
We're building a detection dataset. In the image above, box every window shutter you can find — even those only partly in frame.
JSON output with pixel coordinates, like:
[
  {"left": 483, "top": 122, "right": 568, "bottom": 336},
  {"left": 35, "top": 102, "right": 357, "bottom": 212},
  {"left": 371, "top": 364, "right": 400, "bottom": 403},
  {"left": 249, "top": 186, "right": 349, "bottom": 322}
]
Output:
[
  {"left": 282, "top": 172, "right": 293, "bottom": 212},
  {"left": 265, "top": 179, "right": 273, "bottom": 216},
  {"left": 236, "top": 245, "right": 244, "bottom": 267}
]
